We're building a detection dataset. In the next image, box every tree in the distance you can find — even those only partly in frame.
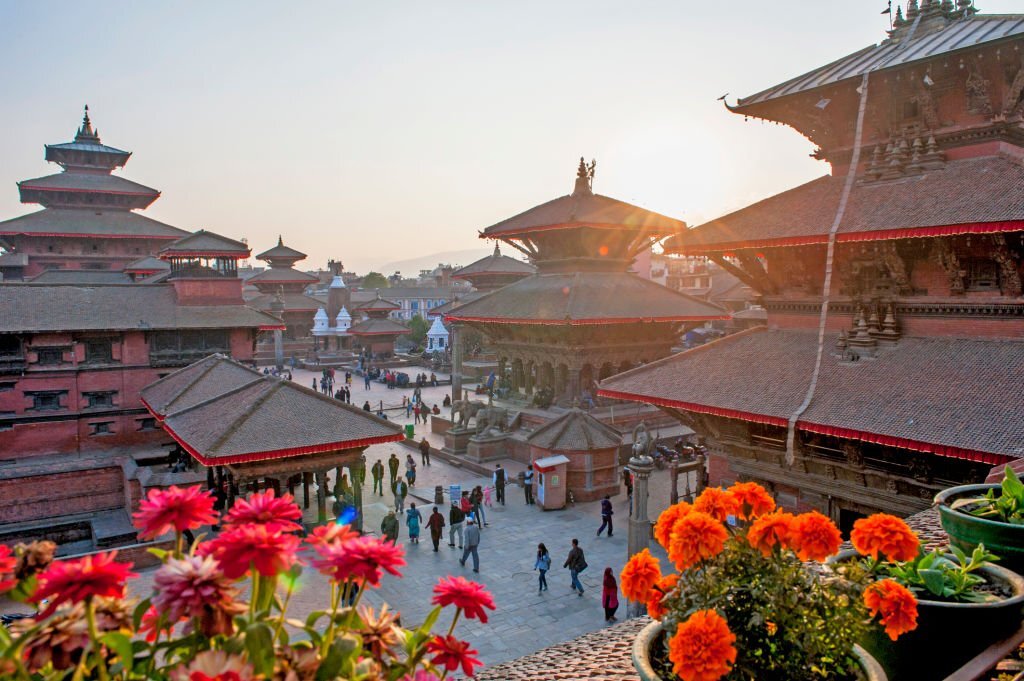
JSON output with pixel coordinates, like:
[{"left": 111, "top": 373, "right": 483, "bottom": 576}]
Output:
[{"left": 361, "top": 271, "right": 390, "bottom": 289}]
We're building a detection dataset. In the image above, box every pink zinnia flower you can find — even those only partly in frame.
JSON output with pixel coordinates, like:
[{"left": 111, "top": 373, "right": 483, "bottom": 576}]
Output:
[
  {"left": 32, "top": 551, "right": 137, "bottom": 615},
  {"left": 199, "top": 524, "right": 300, "bottom": 579},
  {"left": 224, "top": 489, "right": 302, "bottom": 533},
  {"left": 312, "top": 535, "right": 405, "bottom": 587},
  {"left": 427, "top": 635, "right": 482, "bottom": 677},
  {"left": 170, "top": 650, "right": 254, "bottom": 681},
  {"left": 431, "top": 576, "right": 496, "bottom": 623},
  {"left": 0, "top": 544, "right": 16, "bottom": 593},
  {"left": 152, "top": 555, "right": 245, "bottom": 636},
  {"left": 306, "top": 523, "right": 359, "bottom": 551},
  {"left": 133, "top": 485, "right": 218, "bottom": 540}
]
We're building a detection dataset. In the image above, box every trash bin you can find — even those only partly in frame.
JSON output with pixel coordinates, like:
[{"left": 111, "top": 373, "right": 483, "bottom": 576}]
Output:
[
  {"left": 434, "top": 485, "right": 444, "bottom": 505},
  {"left": 404, "top": 424, "right": 415, "bottom": 439}
]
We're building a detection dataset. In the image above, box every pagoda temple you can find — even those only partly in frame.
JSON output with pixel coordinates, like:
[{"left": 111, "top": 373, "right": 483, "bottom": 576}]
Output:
[
  {"left": 0, "top": 106, "right": 188, "bottom": 280},
  {"left": 428, "top": 242, "right": 536, "bottom": 318},
  {"left": 350, "top": 292, "right": 408, "bottom": 359},
  {"left": 600, "top": 3, "right": 1024, "bottom": 528},
  {"left": 445, "top": 159, "right": 727, "bottom": 406},
  {"left": 246, "top": 237, "right": 321, "bottom": 341}
]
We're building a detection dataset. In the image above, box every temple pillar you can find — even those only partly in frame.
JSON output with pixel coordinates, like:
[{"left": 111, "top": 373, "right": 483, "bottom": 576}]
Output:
[
  {"left": 627, "top": 453, "right": 655, "bottom": 617},
  {"left": 352, "top": 457, "right": 365, "bottom": 533},
  {"left": 511, "top": 358, "right": 523, "bottom": 392},
  {"left": 303, "top": 472, "right": 312, "bottom": 509},
  {"left": 525, "top": 361, "right": 535, "bottom": 395},
  {"left": 315, "top": 470, "right": 328, "bottom": 524},
  {"left": 451, "top": 324, "right": 463, "bottom": 404},
  {"left": 274, "top": 328, "right": 284, "bottom": 372},
  {"left": 568, "top": 367, "right": 581, "bottom": 404}
]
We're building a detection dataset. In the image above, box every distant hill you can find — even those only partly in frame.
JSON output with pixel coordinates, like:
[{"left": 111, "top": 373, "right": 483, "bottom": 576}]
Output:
[{"left": 374, "top": 248, "right": 502, "bottom": 277}]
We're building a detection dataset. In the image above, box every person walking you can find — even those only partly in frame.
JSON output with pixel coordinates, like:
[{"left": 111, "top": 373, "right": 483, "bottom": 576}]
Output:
[
  {"left": 564, "top": 538, "right": 587, "bottom": 596},
  {"left": 394, "top": 478, "right": 408, "bottom": 513},
  {"left": 371, "top": 459, "right": 385, "bottom": 496},
  {"left": 597, "top": 495, "right": 614, "bottom": 537},
  {"left": 523, "top": 465, "right": 535, "bottom": 505},
  {"left": 534, "top": 543, "right": 551, "bottom": 594},
  {"left": 312, "top": 378, "right": 318, "bottom": 392},
  {"left": 448, "top": 501, "right": 465, "bottom": 549},
  {"left": 388, "top": 453, "right": 400, "bottom": 489},
  {"left": 405, "top": 464, "right": 416, "bottom": 488},
  {"left": 459, "top": 518, "right": 481, "bottom": 573},
  {"left": 493, "top": 464, "right": 506, "bottom": 505},
  {"left": 427, "top": 506, "right": 445, "bottom": 552},
  {"left": 470, "top": 485, "right": 487, "bottom": 527},
  {"left": 602, "top": 568, "right": 620, "bottom": 622},
  {"left": 413, "top": 403, "right": 421, "bottom": 425},
  {"left": 419, "top": 437, "right": 431, "bottom": 466},
  {"left": 381, "top": 510, "right": 399, "bottom": 544},
  {"left": 364, "top": 374, "right": 371, "bottom": 390},
  {"left": 623, "top": 467, "right": 633, "bottom": 516},
  {"left": 406, "top": 503, "right": 422, "bottom": 544}
]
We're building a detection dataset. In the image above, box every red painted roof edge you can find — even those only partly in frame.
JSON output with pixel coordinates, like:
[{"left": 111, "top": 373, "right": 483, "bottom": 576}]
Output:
[
  {"left": 670, "top": 220, "right": 1024, "bottom": 254},
  {"left": 797, "top": 422, "right": 1014, "bottom": 466},
  {"left": 596, "top": 388, "right": 790, "bottom": 426},
  {"left": 145, "top": 397, "right": 405, "bottom": 465},
  {"left": 595, "top": 389, "right": 1015, "bottom": 465},
  {"left": 484, "top": 221, "right": 678, "bottom": 238},
  {"left": 158, "top": 251, "right": 251, "bottom": 258},
  {"left": 258, "top": 324, "right": 287, "bottom": 331},
  {"left": 0, "top": 231, "right": 182, "bottom": 239},
  {"left": 444, "top": 314, "right": 728, "bottom": 326},
  {"left": 19, "top": 184, "right": 160, "bottom": 197}
]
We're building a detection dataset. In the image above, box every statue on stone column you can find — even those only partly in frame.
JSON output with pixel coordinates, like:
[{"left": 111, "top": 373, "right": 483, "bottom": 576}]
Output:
[{"left": 632, "top": 422, "right": 654, "bottom": 460}]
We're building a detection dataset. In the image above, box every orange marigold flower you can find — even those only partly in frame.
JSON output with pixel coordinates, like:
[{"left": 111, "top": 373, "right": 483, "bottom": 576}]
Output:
[
  {"left": 645, "top": 573, "right": 679, "bottom": 620},
  {"left": 791, "top": 511, "right": 842, "bottom": 562},
  {"left": 654, "top": 502, "right": 691, "bottom": 550},
  {"left": 850, "top": 514, "right": 920, "bottom": 563},
  {"left": 693, "top": 487, "right": 740, "bottom": 523},
  {"left": 728, "top": 481, "right": 776, "bottom": 520},
  {"left": 864, "top": 579, "right": 919, "bottom": 641},
  {"left": 668, "top": 609, "right": 737, "bottom": 681},
  {"left": 620, "top": 548, "right": 662, "bottom": 602},
  {"left": 668, "top": 511, "right": 728, "bottom": 571},
  {"left": 746, "top": 511, "right": 796, "bottom": 556}
]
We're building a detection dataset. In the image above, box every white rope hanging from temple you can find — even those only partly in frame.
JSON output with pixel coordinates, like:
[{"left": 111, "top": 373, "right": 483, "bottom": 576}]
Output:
[{"left": 784, "top": 71, "right": 872, "bottom": 466}]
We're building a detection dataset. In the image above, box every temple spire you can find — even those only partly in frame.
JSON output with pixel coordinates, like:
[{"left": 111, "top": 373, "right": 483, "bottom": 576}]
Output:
[
  {"left": 493, "top": 242, "right": 501, "bottom": 257},
  {"left": 76, "top": 104, "right": 99, "bottom": 142},
  {"left": 572, "top": 157, "right": 596, "bottom": 196},
  {"left": 277, "top": 235, "right": 284, "bottom": 247}
]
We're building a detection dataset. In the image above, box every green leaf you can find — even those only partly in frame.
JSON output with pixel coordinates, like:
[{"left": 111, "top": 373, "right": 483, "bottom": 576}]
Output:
[
  {"left": 6, "top": 574, "right": 37, "bottom": 603},
  {"left": 132, "top": 597, "right": 152, "bottom": 630},
  {"left": 100, "top": 632, "right": 134, "bottom": 675},
  {"left": 317, "top": 635, "right": 358, "bottom": 681},
  {"left": 245, "top": 622, "right": 275, "bottom": 677},
  {"left": 919, "top": 569, "right": 946, "bottom": 596},
  {"left": 415, "top": 605, "right": 443, "bottom": 640},
  {"left": 147, "top": 548, "right": 168, "bottom": 561},
  {"left": 949, "top": 545, "right": 968, "bottom": 566},
  {"left": 306, "top": 610, "right": 328, "bottom": 629}
]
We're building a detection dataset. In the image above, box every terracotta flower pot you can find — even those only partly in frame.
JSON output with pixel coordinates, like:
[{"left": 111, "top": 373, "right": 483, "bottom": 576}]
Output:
[
  {"left": 935, "top": 483, "right": 1024, "bottom": 574},
  {"left": 834, "top": 548, "right": 1024, "bottom": 680},
  {"left": 631, "top": 619, "right": 887, "bottom": 681}
]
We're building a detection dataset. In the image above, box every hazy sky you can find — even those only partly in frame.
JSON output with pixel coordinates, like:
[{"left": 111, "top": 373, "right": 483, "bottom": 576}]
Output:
[{"left": 1, "top": 1, "right": 1017, "bottom": 273}]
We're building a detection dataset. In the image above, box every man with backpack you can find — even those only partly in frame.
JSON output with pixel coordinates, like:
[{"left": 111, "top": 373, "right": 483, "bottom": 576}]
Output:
[{"left": 563, "top": 538, "right": 587, "bottom": 596}]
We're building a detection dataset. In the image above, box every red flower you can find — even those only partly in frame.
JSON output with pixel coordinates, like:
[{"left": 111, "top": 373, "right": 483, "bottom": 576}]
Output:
[
  {"left": 138, "top": 605, "right": 179, "bottom": 643},
  {"left": 790, "top": 511, "right": 842, "bottom": 562},
  {"left": 0, "top": 544, "right": 16, "bottom": 593},
  {"left": 431, "top": 576, "right": 497, "bottom": 623},
  {"left": 223, "top": 489, "right": 303, "bottom": 533},
  {"left": 864, "top": 579, "right": 919, "bottom": 641},
  {"left": 668, "top": 609, "right": 737, "bottom": 681},
  {"left": 851, "top": 514, "right": 920, "bottom": 563},
  {"left": 427, "top": 635, "right": 482, "bottom": 677},
  {"left": 306, "top": 523, "right": 358, "bottom": 550},
  {"left": 311, "top": 535, "right": 405, "bottom": 587},
  {"left": 133, "top": 485, "right": 218, "bottom": 540},
  {"left": 199, "top": 524, "right": 300, "bottom": 579},
  {"left": 32, "top": 551, "right": 137, "bottom": 615},
  {"left": 728, "top": 482, "right": 776, "bottom": 520}
]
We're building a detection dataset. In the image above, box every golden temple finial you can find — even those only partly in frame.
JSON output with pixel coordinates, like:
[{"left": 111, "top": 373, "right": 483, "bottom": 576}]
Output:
[{"left": 572, "top": 157, "right": 596, "bottom": 196}]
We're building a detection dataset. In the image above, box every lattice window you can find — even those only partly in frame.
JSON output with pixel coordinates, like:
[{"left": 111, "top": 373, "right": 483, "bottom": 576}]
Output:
[{"left": 35, "top": 348, "right": 64, "bottom": 365}]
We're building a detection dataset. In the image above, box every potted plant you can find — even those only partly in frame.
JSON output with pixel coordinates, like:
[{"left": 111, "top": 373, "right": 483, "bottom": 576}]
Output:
[
  {"left": 0, "top": 485, "right": 495, "bottom": 680},
  {"left": 622, "top": 482, "right": 903, "bottom": 681},
  {"left": 833, "top": 521, "right": 1024, "bottom": 679},
  {"left": 935, "top": 465, "right": 1024, "bottom": 573}
]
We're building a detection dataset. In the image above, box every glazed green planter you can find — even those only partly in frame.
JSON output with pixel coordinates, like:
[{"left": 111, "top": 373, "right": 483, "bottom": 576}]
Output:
[
  {"left": 935, "top": 483, "right": 1024, "bottom": 574},
  {"left": 835, "top": 549, "right": 1024, "bottom": 680},
  {"left": 632, "top": 619, "right": 887, "bottom": 681}
]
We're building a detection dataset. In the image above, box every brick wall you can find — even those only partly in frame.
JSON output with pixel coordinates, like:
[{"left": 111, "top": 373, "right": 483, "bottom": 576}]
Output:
[{"left": 0, "top": 466, "right": 124, "bottom": 524}]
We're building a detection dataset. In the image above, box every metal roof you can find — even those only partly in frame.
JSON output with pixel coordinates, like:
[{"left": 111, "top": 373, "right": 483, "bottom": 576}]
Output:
[
  {"left": 46, "top": 141, "right": 130, "bottom": 156},
  {"left": 739, "top": 14, "right": 1024, "bottom": 107}
]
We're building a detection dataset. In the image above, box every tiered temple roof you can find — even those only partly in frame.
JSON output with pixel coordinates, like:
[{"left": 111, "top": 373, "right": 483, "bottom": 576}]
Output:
[
  {"left": 451, "top": 243, "right": 536, "bottom": 288},
  {"left": 526, "top": 408, "right": 622, "bottom": 451},
  {"left": 141, "top": 354, "right": 404, "bottom": 465}
]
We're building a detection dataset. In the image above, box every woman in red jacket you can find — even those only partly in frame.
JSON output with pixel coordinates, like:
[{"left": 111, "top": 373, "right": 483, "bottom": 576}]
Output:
[{"left": 602, "top": 567, "right": 619, "bottom": 622}]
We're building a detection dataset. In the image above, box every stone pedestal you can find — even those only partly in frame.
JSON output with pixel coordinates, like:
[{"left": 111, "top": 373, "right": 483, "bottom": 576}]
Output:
[
  {"left": 466, "top": 433, "right": 509, "bottom": 463},
  {"left": 627, "top": 454, "right": 655, "bottom": 618},
  {"left": 443, "top": 427, "right": 473, "bottom": 457}
]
